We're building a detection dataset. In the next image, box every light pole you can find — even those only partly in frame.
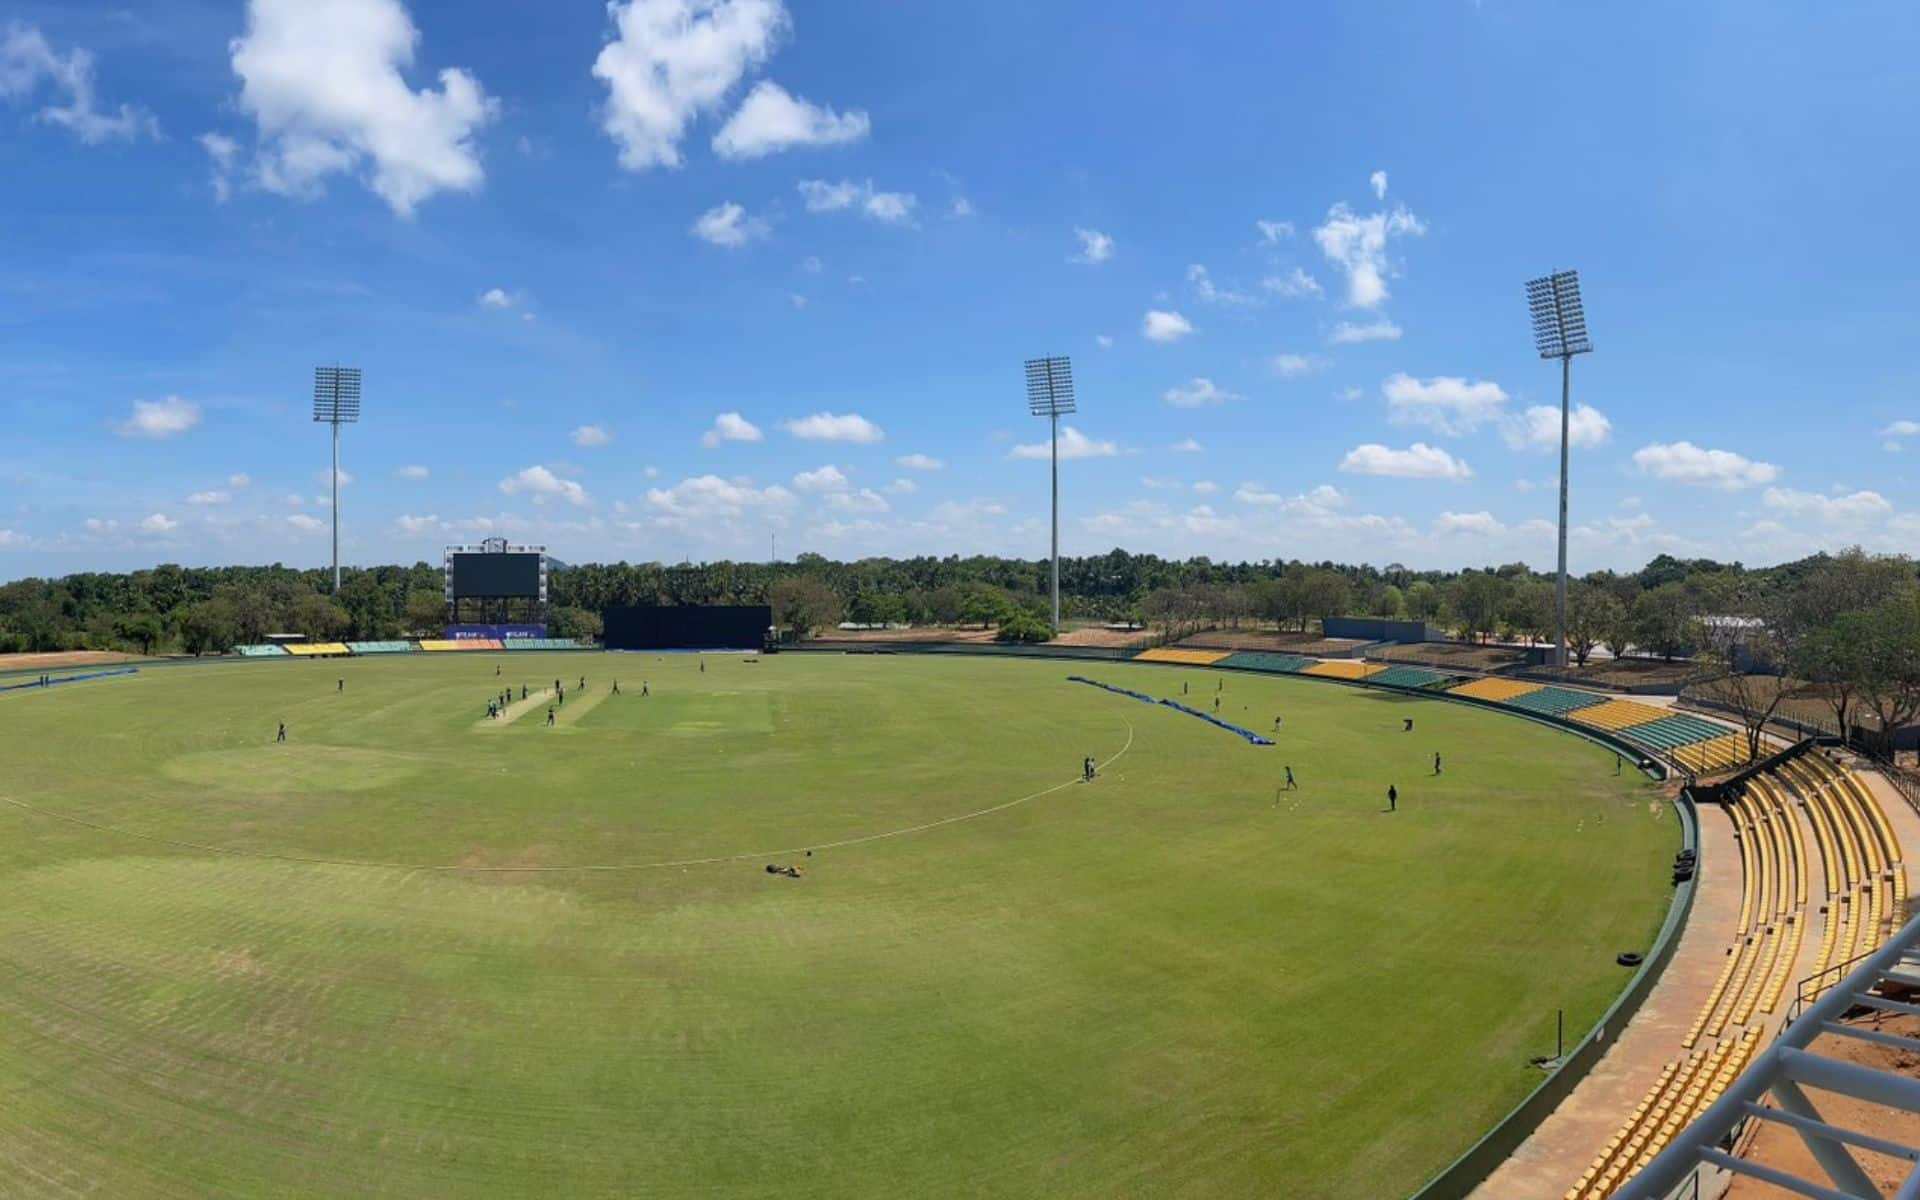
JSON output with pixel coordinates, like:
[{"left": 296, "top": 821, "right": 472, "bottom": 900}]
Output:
[
  {"left": 1525, "top": 271, "right": 1592, "bottom": 669},
  {"left": 312, "top": 365, "right": 362, "bottom": 594},
  {"left": 1024, "top": 356, "right": 1076, "bottom": 635}
]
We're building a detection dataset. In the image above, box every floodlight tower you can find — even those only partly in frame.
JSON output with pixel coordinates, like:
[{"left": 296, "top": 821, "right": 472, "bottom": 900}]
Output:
[
  {"left": 1525, "top": 271, "right": 1592, "bottom": 669},
  {"left": 312, "top": 365, "right": 362, "bottom": 594},
  {"left": 1024, "top": 355, "right": 1076, "bottom": 634}
]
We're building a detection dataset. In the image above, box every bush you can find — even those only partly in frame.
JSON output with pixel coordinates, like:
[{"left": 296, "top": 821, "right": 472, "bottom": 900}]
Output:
[{"left": 995, "top": 612, "right": 1052, "bottom": 644}]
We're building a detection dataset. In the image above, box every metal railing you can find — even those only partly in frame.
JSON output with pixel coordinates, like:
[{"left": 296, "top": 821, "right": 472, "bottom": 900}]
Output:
[{"left": 1614, "top": 910, "right": 1920, "bottom": 1200}]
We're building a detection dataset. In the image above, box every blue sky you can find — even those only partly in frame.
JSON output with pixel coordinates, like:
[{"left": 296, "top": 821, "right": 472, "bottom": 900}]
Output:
[{"left": 1, "top": 0, "right": 1915, "bottom": 579}]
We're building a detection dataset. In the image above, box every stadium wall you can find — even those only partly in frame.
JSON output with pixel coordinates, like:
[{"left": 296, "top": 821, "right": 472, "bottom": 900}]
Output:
[
  {"left": 1321, "top": 616, "right": 1432, "bottom": 644},
  {"left": 602, "top": 605, "right": 771, "bottom": 651}
]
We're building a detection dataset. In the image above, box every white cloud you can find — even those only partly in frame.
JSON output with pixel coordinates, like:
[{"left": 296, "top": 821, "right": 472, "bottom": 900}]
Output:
[
  {"left": 394, "top": 513, "right": 440, "bottom": 533},
  {"left": 1094, "top": 334, "right": 1114, "bottom": 350},
  {"left": 644, "top": 465, "right": 661, "bottom": 478},
  {"left": 691, "top": 201, "right": 769, "bottom": 246},
  {"left": 1369, "top": 169, "right": 1388, "bottom": 199},
  {"left": 315, "top": 467, "right": 355, "bottom": 488},
  {"left": 1162, "top": 377, "right": 1240, "bottom": 407},
  {"left": 1503, "top": 402, "right": 1613, "bottom": 451},
  {"left": 1271, "top": 353, "right": 1326, "bottom": 378},
  {"left": 946, "top": 196, "right": 973, "bottom": 219},
  {"left": 787, "top": 292, "right": 807, "bottom": 309},
  {"left": 0, "top": 24, "right": 159, "bottom": 144},
  {"left": 1192, "top": 480, "right": 1217, "bottom": 494},
  {"left": 115, "top": 396, "right": 202, "bottom": 439},
  {"left": 228, "top": 0, "right": 499, "bottom": 216},
  {"left": 1071, "top": 227, "right": 1113, "bottom": 264},
  {"left": 1187, "top": 263, "right": 1252, "bottom": 305},
  {"left": 1255, "top": 219, "right": 1294, "bottom": 244},
  {"left": 570, "top": 424, "right": 613, "bottom": 448},
  {"left": 645, "top": 473, "right": 794, "bottom": 518},
  {"left": 0, "top": 528, "right": 29, "bottom": 548},
  {"left": 1383, "top": 373, "right": 1508, "bottom": 435},
  {"left": 1434, "top": 510, "right": 1504, "bottom": 535},
  {"left": 700, "top": 411, "right": 763, "bottom": 447},
  {"left": 1311, "top": 202, "right": 1425, "bottom": 308},
  {"left": 593, "top": 0, "right": 785, "bottom": 170},
  {"left": 826, "top": 487, "right": 888, "bottom": 513},
  {"left": 884, "top": 477, "right": 917, "bottom": 495},
  {"left": 712, "top": 79, "right": 867, "bottom": 159},
  {"left": 200, "top": 133, "right": 240, "bottom": 200},
  {"left": 792, "top": 464, "right": 848, "bottom": 492},
  {"left": 1234, "top": 482, "right": 1345, "bottom": 513},
  {"left": 498, "top": 464, "right": 590, "bottom": 506},
  {"left": 1170, "top": 437, "right": 1203, "bottom": 453},
  {"left": 1632, "top": 441, "right": 1780, "bottom": 489},
  {"left": 479, "top": 287, "right": 518, "bottom": 308},
  {"left": 780, "top": 411, "right": 883, "bottom": 442},
  {"left": 800, "top": 255, "right": 822, "bottom": 273},
  {"left": 396, "top": 464, "right": 429, "bottom": 479},
  {"left": 283, "top": 493, "right": 305, "bottom": 507},
  {"left": 1141, "top": 309, "right": 1193, "bottom": 343},
  {"left": 1761, "top": 487, "right": 1892, "bottom": 522},
  {"left": 895, "top": 452, "right": 944, "bottom": 470},
  {"left": 1010, "top": 426, "right": 1119, "bottom": 460},
  {"left": 82, "top": 518, "right": 118, "bottom": 534},
  {"left": 797, "top": 178, "right": 916, "bottom": 224},
  {"left": 1262, "top": 267, "right": 1322, "bottom": 298},
  {"left": 287, "top": 513, "right": 326, "bottom": 532},
  {"left": 223, "top": 473, "right": 250, "bottom": 489},
  {"left": 1879, "top": 419, "right": 1920, "bottom": 436},
  {"left": 1339, "top": 442, "right": 1472, "bottom": 481},
  {"left": 186, "top": 490, "right": 232, "bottom": 505},
  {"left": 1327, "top": 318, "right": 1401, "bottom": 344},
  {"left": 140, "top": 512, "right": 178, "bottom": 534}
]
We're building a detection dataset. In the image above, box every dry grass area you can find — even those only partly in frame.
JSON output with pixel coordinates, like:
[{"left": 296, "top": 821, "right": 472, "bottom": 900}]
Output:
[
  {"left": 1559, "top": 658, "right": 1703, "bottom": 689},
  {"left": 1686, "top": 674, "right": 1858, "bottom": 732},
  {"left": 1372, "top": 642, "right": 1525, "bottom": 671},
  {"left": 1051, "top": 626, "right": 1154, "bottom": 648},
  {"left": 0, "top": 649, "right": 143, "bottom": 672},
  {"left": 808, "top": 627, "right": 998, "bottom": 644},
  {"left": 1175, "top": 629, "right": 1368, "bottom": 654}
]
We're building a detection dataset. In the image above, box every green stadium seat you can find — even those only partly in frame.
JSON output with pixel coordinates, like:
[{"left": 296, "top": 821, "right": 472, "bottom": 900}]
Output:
[
  {"left": 233, "top": 644, "right": 288, "bottom": 657},
  {"left": 1501, "top": 686, "right": 1610, "bottom": 716},
  {"left": 345, "top": 641, "right": 415, "bottom": 654},
  {"left": 1217, "top": 651, "right": 1313, "bottom": 673},
  {"left": 502, "top": 638, "right": 586, "bottom": 650},
  {"left": 1618, "top": 713, "right": 1727, "bottom": 751},
  {"left": 1364, "top": 665, "right": 1454, "bottom": 689}
]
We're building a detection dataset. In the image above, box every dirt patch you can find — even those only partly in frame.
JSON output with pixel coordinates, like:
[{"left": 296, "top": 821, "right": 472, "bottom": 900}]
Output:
[
  {"left": 1724, "top": 1011, "right": 1920, "bottom": 1198},
  {"left": 1174, "top": 630, "right": 1368, "bottom": 653},
  {"left": 456, "top": 844, "right": 561, "bottom": 881},
  {"left": 809, "top": 627, "right": 998, "bottom": 644},
  {"left": 0, "top": 649, "right": 145, "bottom": 672},
  {"left": 1051, "top": 627, "right": 1153, "bottom": 648}
]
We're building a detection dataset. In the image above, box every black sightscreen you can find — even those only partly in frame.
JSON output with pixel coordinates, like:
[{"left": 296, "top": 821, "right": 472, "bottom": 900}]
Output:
[
  {"left": 602, "top": 606, "right": 771, "bottom": 650},
  {"left": 451, "top": 552, "right": 542, "bottom": 598}
]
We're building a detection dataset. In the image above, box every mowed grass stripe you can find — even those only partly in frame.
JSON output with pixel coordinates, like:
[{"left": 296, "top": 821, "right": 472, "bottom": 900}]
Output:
[{"left": 0, "top": 653, "right": 1674, "bottom": 1198}]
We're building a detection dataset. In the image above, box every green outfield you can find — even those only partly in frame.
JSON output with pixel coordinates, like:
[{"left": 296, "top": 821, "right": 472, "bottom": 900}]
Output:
[{"left": 0, "top": 651, "right": 1675, "bottom": 1199}]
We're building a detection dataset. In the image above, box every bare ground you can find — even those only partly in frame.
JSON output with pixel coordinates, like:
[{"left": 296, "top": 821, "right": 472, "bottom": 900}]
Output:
[{"left": 0, "top": 649, "right": 145, "bottom": 672}]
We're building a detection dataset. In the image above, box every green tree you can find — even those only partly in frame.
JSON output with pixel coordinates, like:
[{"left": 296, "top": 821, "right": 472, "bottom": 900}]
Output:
[
  {"left": 1631, "top": 583, "right": 1697, "bottom": 662},
  {"left": 1566, "top": 585, "right": 1623, "bottom": 668},
  {"left": 995, "top": 611, "right": 1052, "bottom": 643},
  {"left": 770, "top": 576, "right": 842, "bottom": 640}
]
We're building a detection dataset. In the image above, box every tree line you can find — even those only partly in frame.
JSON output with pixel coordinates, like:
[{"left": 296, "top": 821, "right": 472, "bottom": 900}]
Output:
[{"left": 3, "top": 548, "right": 1916, "bottom": 749}]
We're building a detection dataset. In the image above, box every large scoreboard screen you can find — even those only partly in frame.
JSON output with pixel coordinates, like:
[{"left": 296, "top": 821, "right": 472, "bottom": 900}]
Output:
[{"left": 450, "top": 552, "right": 542, "bottom": 598}]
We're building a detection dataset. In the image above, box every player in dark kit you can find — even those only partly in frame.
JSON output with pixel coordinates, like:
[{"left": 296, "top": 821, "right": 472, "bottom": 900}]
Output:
[
  {"left": 1388, "top": 785, "right": 1397, "bottom": 812},
  {"left": 546, "top": 707, "right": 556, "bottom": 726},
  {"left": 276, "top": 722, "right": 286, "bottom": 743},
  {"left": 612, "top": 680, "right": 620, "bottom": 695}
]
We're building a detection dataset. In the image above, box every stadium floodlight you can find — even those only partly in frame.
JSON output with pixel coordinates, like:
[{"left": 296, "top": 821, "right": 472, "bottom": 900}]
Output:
[
  {"left": 1024, "top": 355, "right": 1077, "bottom": 635},
  {"left": 1524, "top": 271, "right": 1592, "bottom": 670},
  {"left": 313, "top": 365, "right": 362, "bottom": 595}
]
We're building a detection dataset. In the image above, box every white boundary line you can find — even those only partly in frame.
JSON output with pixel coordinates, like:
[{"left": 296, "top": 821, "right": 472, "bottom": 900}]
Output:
[{"left": 0, "top": 715, "right": 1135, "bottom": 875}]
